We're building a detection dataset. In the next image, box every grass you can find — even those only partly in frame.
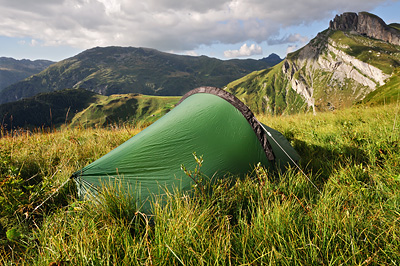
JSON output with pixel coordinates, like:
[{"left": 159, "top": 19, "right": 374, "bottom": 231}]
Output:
[
  {"left": 1, "top": 101, "right": 400, "bottom": 265},
  {"left": 363, "top": 68, "right": 400, "bottom": 105}
]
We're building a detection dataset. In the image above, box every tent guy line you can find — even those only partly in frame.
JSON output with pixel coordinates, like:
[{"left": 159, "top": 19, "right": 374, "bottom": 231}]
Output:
[
  {"left": 29, "top": 176, "right": 70, "bottom": 217},
  {"left": 262, "top": 125, "right": 322, "bottom": 194}
]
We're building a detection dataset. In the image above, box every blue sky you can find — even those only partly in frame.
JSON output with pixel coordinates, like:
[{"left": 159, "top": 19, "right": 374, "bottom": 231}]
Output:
[{"left": 1, "top": 0, "right": 399, "bottom": 62}]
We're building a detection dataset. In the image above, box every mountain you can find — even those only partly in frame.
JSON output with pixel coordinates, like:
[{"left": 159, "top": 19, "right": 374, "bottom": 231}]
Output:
[
  {"left": 259, "top": 53, "right": 283, "bottom": 66},
  {"left": 225, "top": 12, "right": 400, "bottom": 114},
  {"left": 0, "top": 57, "right": 54, "bottom": 92},
  {"left": 0, "top": 88, "right": 180, "bottom": 130},
  {"left": 0, "top": 47, "right": 281, "bottom": 104}
]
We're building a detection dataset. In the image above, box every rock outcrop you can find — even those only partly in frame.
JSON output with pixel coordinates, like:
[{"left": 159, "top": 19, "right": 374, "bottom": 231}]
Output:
[
  {"left": 329, "top": 12, "right": 359, "bottom": 32},
  {"left": 329, "top": 12, "right": 400, "bottom": 46}
]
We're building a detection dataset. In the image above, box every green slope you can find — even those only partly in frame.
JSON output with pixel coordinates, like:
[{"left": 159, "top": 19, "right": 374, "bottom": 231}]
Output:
[
  {"left": 225, "top": 63, "right": 309, "bottom": 115},
  {"left": 363, "top": 68, "right": 400, "bottom": 105},
  {"left": 70, "top": 94, "right": 180, "bottom": 127},
  {"left": 0, "top": 89, "right": 180, "bottom": 130}
]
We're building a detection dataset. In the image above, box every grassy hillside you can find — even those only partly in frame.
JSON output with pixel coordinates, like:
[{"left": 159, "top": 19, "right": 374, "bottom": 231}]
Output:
[
  {"left": 363, "top": 68, "right": 400, "bottom": 105},
  {"left": 1, "top": 102, "right": 399, "bottom": 264},
  {"left": 70, "top": 94, "right": 180, "bottom": 127},
  {"left": 225, "top": 63, "right": 310, "bottom": 115},
  {"left": 0, "top": 89, "right": 180, "bottom": 130}
]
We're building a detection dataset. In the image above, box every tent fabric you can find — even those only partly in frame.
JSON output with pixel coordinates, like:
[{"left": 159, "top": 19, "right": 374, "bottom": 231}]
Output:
[
  {"left": 72, "top": 87, "right": 300, "bottom": 212},
  {"left": 178, "top": 87, "right": 276, "bottom": 160}
]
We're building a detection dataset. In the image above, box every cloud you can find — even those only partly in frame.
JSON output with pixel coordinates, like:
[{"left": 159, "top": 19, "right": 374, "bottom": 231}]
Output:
[
  {"left": 185, "top": 50, "right": 200, "bottom": 56},
  {"left": 0, "top": 0, "right": 392, "bottom": 54},
  {"left": 16, "top": 39, "right": 39, "bottom": 47},
  {"left": 286, "top": 45, "right": 299, "bottom": 55},
  {"left": 268, "top": 33, "right": 309, "bottom": 45},
  {"left": 224, "top": 43, "right": 263, "bottom": 58},
  {"left": 30, "top": 39, "right": 39, "bottom": 47}
]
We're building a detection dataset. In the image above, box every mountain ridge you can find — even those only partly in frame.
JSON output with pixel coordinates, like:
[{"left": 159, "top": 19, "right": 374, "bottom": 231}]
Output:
[
  {"left": 0, "top": 47, "right": 281, "bottom": 104},
  {"left": 0, "top": 57, "right": 54, "bottom": 92}
]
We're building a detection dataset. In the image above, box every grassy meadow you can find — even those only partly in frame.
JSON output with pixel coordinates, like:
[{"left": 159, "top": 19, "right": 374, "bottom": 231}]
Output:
[{"left": 1, "top": 101, "right": 400, "bottom": 265}]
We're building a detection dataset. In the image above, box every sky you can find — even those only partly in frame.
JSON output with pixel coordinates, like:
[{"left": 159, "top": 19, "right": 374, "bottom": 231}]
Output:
[{"left": 1, "top": 0, "right": 399, "bottom": 62}]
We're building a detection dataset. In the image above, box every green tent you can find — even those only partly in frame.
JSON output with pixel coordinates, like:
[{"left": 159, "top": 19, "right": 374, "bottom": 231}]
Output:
[{"left": 72, "top": 87, "right": 300, "bottom": 211}]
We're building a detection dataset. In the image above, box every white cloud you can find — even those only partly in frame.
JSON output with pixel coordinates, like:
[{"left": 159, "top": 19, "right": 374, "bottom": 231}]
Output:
[
  {"left": 98, "top": 0, "right": 121, "bottom": 15},
  {"left": 0, "top": 0, "right": 393, "bottom": 54},
  {"left": 224, "top": 43, "right": 263, "bottom": 58},
  {"left": 286, "top": 45, "right": 299, "bottom": 55},
  {"left": 268, "top": 33, "right": 309, "bottom": 45},
  {"left": 185, "top": 51, "right": 199, "bottom": 56},
  {"left": 30, "top": 39, "right": 39, "bottom": 46}
]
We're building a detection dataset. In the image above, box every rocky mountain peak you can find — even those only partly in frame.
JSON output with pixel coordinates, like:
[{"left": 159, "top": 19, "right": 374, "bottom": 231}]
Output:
[
  {"left": 329, "top": 12, "right": 359, "bottom": 31},
  {"left": 329, "top": 12, "right": 400, "bottom": 45}
]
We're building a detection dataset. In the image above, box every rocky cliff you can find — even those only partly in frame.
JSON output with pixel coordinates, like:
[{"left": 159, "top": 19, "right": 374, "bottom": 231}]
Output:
[
  {"left": 282, "top": 30, "right": 391, "bottom": 112},
  {"left": 330, "top": 12, "right": 400, "bottom": 46}
]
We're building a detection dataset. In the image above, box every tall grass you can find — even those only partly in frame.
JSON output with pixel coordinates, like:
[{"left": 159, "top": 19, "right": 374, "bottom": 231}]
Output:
[{"left": 1, "top": 102, "right": 399, "bottom": 265}]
